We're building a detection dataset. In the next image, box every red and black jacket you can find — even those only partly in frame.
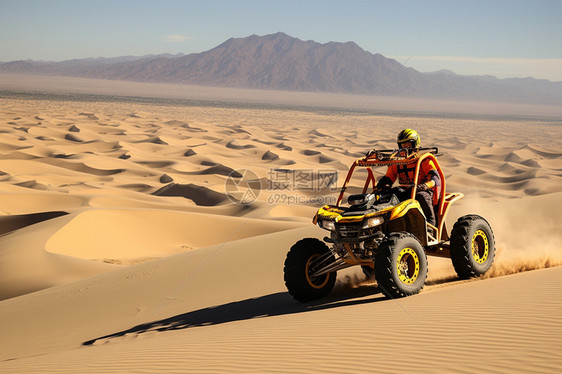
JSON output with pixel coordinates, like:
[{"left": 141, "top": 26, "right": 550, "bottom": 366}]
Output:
[{"left": 377, "top": 158, "right": 441, "bottom": 205}]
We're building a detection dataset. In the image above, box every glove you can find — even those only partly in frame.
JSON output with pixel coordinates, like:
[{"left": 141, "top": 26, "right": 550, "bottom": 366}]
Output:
[
  {"left": 376, "top": 185, "right": 390, "bottom": 193},
  {"left": 417, "top": 183, "right": 429, "bottom": 191}
]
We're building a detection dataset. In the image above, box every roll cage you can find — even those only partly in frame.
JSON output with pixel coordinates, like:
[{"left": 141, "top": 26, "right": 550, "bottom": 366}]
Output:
[{"left": 336, "top": 147, "right": 463, "bottom": 244}]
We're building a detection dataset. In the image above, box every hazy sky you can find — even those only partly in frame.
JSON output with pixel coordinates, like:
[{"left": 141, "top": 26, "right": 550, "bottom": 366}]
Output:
[{"left": 1, "top": 0, "right": 561, "bottom": 81}]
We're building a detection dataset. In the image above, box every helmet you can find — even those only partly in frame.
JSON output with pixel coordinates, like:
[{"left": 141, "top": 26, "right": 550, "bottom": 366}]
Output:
[{"left": 397, "top": 129, "right": 420, "bottom": 148}]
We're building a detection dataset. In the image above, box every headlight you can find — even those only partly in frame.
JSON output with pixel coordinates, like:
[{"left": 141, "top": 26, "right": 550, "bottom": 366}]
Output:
[
  {"left": 362, "top": 216, "right": 384, "bottom": 229},
  {"left": 318, "top": 219, "right": 336, "bottom": 231}
]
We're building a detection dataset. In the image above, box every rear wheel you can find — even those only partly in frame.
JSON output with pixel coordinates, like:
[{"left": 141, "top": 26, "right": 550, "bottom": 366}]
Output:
[
  {"left": 284, "top": 238, "right": 336, "bottom": 302},
  {"left": 374, "top": 232, "right": 428, "bottom": 298},
  {"left": 450, "top": 215, "right": 495, "bottom": 279}
]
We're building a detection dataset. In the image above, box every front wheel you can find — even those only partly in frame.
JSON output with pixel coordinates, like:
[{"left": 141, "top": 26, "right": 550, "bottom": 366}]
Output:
[
  {"left": 374, "top": 232, "right": 428, "bottom": 298},
  {"left": 450, "top": 215, "right": 495, "bottom": 279},
  {"left": 284, "top": 238, "right": 336, "bottom": 303}
]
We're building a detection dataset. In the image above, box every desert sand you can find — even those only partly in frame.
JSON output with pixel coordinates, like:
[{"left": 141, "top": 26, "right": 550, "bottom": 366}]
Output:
[{"left": 0, "top": 90, "right": 561, "bottom": 373}]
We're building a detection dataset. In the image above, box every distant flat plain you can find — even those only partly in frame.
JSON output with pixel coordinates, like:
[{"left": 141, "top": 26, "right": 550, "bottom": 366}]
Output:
[{"left": 2, "top": 73, "right": 562, "bottom": 120}]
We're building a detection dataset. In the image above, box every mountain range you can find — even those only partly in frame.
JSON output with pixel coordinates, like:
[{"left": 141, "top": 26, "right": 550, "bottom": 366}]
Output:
[{"left": 1, "top": 32, "right": 561, "bottom": 105}]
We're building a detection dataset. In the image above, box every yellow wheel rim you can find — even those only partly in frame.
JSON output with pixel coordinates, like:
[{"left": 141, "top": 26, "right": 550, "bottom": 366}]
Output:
[
  {"left": 472, "top": 230, "right": 489, "bottom": 264},
  {"left": 396, "top": 247, "right": 420, "bottom": 284},
  {"left": 306, "top": 254, "right": 329, "bottom": 289}
]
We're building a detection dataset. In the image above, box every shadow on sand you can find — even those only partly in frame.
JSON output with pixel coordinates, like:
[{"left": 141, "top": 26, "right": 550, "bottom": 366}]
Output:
[
  {"left": 82, "top": 272, "right": 469, "bottom": 346},
  {"left": 83, "top": 284, "right": 386, "bottom": 346},
  {"left": 0, "top": 211, "right": 68, "bottom": 236}
]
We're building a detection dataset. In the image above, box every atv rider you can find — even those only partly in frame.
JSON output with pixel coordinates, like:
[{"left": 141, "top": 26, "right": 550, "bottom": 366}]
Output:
[{"left": 373, "top": 129, "right": 441, "bottom": 226}]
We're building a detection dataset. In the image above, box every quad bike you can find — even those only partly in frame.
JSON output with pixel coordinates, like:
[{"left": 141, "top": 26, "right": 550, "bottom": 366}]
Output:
[{"left": 284, "top": 147, "right": 495, "bottom": 302}]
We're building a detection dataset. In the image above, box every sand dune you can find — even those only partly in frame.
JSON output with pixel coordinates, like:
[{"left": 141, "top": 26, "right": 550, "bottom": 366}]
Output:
[
  {"left": 0, "top": 94, "right": 561, "bottom": 372},
  {"left": 0, "top": 228, "right": 561, "bottom": 372}
]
